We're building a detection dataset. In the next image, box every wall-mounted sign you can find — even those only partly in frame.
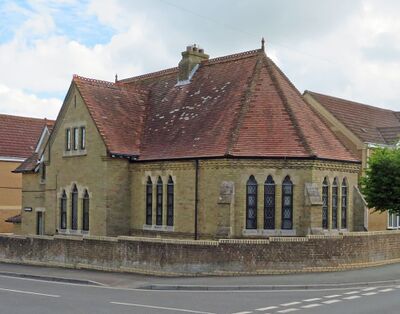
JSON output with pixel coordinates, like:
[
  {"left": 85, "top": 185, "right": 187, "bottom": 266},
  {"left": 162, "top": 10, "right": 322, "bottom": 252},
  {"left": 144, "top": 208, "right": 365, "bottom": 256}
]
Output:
[{"left": 24, "top": 207, "right": 32, "bottom": 212}]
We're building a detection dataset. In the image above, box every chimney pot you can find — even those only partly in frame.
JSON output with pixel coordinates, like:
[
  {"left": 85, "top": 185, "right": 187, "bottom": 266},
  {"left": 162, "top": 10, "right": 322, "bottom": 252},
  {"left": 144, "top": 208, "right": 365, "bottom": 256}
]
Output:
[{"left": 178, "top": 44, "right": 209, "bottom": 82}]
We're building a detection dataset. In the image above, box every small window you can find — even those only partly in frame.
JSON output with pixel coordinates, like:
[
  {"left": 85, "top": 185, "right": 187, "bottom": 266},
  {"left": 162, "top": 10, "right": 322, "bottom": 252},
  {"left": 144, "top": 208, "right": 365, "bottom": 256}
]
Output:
[
  {"left": 167, "top": 176, "right": 174, "bottom": 226},
  {"left": 322, "top": 177, "right": 329, "bottom": 229},
  {"left": 36, "top": 212, "right": 44, "bottom": 235},
  {"left": 71, "top": 184, "right": 78, "bottom": 230},
  {"left": 332, "top": 178, "right": 338, "bottom": 229},
  {"left": 40, "top": 163, "right": 46, "bottom": 182},
  {"left": 82, "top": 189, "right": 89, "bottom": 231},
  {"left": 60, "top": 190, "right": 67, "bottom": 230},
  {"left": 156, "top": 177, "right": 163, "bottom": 225},
  {"left": 246, "top": 175, "right": 257, "bottom": 229},
  {"left": 73, "top": 127, "right": 79, "bottom": 150},
  {"left": 388, "top": 213, "right": 400, "bottom": 229},
  {"left": 146, "top": 177, "right": 153, "bottom": 225},
  {"left": 282, "top": 175, "right": 293, "bottom": 230},
  {"left": 80, "top": 126, "right": 86, "bottom": 150},
  {"left": 264, "top": 175, "right": 275, "bottom": 229},
  {"left": 341, "top": 178, "right": 348, "bottom": 229},
  {"left": 66, "top": 128, "right": 71, "bottom": 151}
]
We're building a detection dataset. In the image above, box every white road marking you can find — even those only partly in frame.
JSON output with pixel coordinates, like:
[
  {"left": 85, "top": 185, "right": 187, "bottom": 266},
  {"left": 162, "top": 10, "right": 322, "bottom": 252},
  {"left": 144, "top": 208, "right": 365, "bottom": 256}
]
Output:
[
  {"left": 362, "top": 292, "right": 377, "bottom": 296},
  {"left": 255, "top": 306, "right": 278, "bottom": 311},
  {"left": 362, "top": 287, "right": 377, "bottom": 291},
  {"left": 323, "top": 299, "right": 341, "bottom": 304},
  {"left": 110, "top": 302, "right": 216, "bottom": 314},
  {"left": 0, "top": 287, "right": 60, "bottom": 298},
  {"left": 343, "top": 295, "right": 361, "bottom": 300},
  {"left": 280, "top": 301, "right": 301, "bottom": 307},
  {"left": 324, "top": 294, "right": 341, "bottom": 298},
  {"left": 231, "top": 312, "right": 252, "bottom": 314},
  {"left": 379, "top": 288, "right": 394, "bottom": 292},
  {"left": 344, "top": 291, "right": 359, "bottom": 295},
  {"left": 301, "top": 304, "right": 321, "bottom": 308},
  {"left": 303, "top": 298, "right": 321, "bottom": 302},
  {"left": 277, "top": 309, "right": 299, "bottom": 313}
]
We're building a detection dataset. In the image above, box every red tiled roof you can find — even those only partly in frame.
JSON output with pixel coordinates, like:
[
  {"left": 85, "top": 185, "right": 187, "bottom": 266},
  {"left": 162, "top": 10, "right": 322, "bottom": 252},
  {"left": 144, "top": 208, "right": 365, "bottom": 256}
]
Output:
[
  {"left": 0, "top": 114, "right": 54, "bottom": 159},
  {"left": 71, "top": 49, "right": 358, "bottom": 162},
  {"left": 305, "top": 91, "right": 400, "bottom": 145},
  {"left": 377, "top": 127, "right": 400, "bottom": 144},
  {"left": 73, "top": 76, "right": 147, "bottom": 156},
  {"left": 13, "top": 152, "right": 39, "bottom": 173}
]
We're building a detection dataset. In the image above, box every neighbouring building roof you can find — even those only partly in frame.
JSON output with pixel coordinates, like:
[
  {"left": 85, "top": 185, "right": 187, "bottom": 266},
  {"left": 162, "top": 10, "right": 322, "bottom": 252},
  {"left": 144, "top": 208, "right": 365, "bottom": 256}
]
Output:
[
  {"left": 13, "top": 152, "right": 39, "bottom": 173},
  {"left": 0, "top": 114, "right": 54, "bottom": 160},
  {"left": 71, "top": 48, "right": 358, "bottom": 162},
  {"left": 5, "top": 214, "right": 21, "bottom": 224},
  {"left": 305, "top": 91, "right": 400, "bottom": 145}
]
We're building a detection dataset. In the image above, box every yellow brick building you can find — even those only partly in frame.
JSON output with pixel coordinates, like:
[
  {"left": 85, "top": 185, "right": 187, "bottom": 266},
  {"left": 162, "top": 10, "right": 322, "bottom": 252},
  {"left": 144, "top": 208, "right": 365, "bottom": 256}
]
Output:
[
  {"left": 304, "top": 91, "right": 400, "bottom": 230},
  {"left": 16, "top": 44, "right": 364, "bottom": 238},
  {"left": 0, "top": 114, "right": 52, "bottom": 233}
]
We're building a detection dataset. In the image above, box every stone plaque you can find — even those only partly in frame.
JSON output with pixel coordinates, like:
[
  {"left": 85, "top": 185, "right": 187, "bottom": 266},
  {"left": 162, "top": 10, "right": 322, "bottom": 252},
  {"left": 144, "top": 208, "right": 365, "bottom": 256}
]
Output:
[{"left": 218, "top": 181, "right": 234, "bottom": 204}]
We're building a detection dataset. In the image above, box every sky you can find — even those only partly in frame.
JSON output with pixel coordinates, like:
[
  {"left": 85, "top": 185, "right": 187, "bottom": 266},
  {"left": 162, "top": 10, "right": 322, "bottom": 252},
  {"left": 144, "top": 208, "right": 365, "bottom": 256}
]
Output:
[{"left": 0, "top": 0, "right": 399, "bottom": 119}]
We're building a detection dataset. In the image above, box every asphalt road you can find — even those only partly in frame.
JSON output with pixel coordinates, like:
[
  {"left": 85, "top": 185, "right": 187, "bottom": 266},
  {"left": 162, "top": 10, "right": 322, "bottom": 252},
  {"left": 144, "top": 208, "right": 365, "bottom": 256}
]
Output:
[{"left": 0, "top": 271, "right": 399, "bottom": 314}]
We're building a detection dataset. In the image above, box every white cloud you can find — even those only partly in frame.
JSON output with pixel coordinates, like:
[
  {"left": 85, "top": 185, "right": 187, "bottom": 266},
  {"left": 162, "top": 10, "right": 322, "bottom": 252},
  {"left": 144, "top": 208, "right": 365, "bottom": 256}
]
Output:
[
  {"left": 0, "top": 0, "right": 399, "bottom": 120},
  {"left": 0, "top": 84, "right": 61, "bottom": 119}
]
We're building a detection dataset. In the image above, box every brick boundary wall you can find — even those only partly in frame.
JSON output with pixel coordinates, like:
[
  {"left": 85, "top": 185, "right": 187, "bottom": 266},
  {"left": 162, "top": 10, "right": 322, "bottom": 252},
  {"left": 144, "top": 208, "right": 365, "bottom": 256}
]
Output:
[{"left": 1, "top": 231, "right": 400, "bottom": 276}]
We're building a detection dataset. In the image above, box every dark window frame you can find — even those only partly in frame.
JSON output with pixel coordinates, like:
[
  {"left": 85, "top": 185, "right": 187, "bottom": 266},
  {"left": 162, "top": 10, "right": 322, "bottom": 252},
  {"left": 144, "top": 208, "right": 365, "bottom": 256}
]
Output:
[
  {"left": 36, "top": 212, "right": 44, "bottom": 235},
  {"left": 264, "top": 175, "right": 275, "bottom": 229},
  {"left": 332, "top": 177, "right": 338, "bottom": 229},
  {"left": 73, "top": 127, "right": 79, "bottom": 151},
  {"left": 156, "top": 177, "right": 163, "bottom": 225},
  {"left": 82, "top": 189, "right": 89, "bottom": 231},
  {"left": 80, "top": 126, "right": 86, "bottom": 150},
  {"left": 341, "top": 178, "right": 348, "bottom": 229},
  {"left": 60, "top": 190, "right": 67, "bottom": 230},
  {"left": 40, "top": 162, "right": 46, "bottom": 182},
  {"left": 71, "top": 184, "right": 78, "bottom": 230},
  {"left": 65, "top": 128, "right": 71, "bottom": 151},
  {"left": 246, "top": 175, "right": 258, "bottom": 229},
  {"left": 322, "top": 177, "right": 329, "bottom": 229},
  {"left": 146, "top": 177, "right": 153, "bottom": 225},
  {"left": 282, "top": 176, "right": 293, "bottom": 230},
  {"left": 167, "top": 176, "right": 174, "bottom": 226}
]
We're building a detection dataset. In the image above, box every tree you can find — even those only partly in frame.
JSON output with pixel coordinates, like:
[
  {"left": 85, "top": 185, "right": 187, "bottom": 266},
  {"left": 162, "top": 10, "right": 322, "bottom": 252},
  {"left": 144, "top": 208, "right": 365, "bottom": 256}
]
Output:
[{"left": 361, "top": 147, "right": 400, "bottom": 214}]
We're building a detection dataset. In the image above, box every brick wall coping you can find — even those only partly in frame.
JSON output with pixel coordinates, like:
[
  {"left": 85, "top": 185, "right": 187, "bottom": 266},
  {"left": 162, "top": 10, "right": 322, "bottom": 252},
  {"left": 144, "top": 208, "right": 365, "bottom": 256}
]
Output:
[{"left": 2, "top": 230, "right": 400, "bottom": 244}]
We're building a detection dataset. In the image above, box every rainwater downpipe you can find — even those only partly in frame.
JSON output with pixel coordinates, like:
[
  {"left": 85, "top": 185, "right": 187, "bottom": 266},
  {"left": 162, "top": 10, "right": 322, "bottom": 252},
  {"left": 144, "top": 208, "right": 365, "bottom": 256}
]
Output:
[{"left": 194, "top": 159, "right": 199, "bottom": 240}]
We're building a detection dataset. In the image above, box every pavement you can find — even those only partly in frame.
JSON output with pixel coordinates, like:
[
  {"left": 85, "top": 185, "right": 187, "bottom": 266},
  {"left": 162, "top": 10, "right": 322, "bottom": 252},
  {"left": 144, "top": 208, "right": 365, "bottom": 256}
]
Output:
[{"left": 1, "top": 261, "right": 400, "bottom": 290}]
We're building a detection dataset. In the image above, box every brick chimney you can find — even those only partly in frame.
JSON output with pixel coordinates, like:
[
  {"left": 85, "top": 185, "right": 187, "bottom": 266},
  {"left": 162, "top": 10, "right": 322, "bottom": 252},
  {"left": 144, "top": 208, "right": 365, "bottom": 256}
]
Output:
[{"left": 178, "top": 44, "right": 209, "bottom": 82}]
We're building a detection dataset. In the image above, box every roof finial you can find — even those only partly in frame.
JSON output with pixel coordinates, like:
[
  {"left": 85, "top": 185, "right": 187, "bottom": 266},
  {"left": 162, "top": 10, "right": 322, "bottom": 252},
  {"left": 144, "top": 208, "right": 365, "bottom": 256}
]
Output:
[
  {"left": 261, "top": 37, "right": 265, "bottom": 51},
  {"left": 115, "top": 73, "right": 118, "bottom": 83}
]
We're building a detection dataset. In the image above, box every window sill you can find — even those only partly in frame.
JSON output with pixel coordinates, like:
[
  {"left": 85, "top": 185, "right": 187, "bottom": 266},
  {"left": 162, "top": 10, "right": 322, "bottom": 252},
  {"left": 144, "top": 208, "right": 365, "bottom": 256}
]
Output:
[
  {"left": 63, "top": 150, "right": 87, "bottom": 157},
  {"left": 242, "top": 229, "right": 296, "bottom": 236},
  {"left": 58, "top": 229, "right": 89, "bottom": 235},
  {"left": 143, "top": 224, "right": 174, "bottom": 232}
]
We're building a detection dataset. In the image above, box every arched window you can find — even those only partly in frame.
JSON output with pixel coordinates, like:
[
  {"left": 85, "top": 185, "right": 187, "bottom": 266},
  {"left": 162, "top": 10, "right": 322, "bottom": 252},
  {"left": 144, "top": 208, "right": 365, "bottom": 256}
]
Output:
[
  {"left": 332, "top": 178, "right": 338, "bottom": 229},
  {"left": 246, "top": 175, "right": 257, "bottom": 229},
  {"left": 71, "top": 184, "right": 78, "bottom": 230},
  {"left": 264, "top": 175, "right": 275, "bottom": 229},
  {"left": 60, "top": 190, "right": 67, "bottom": 230},
  {"left": 146, "top": 177, "right": 153, "bottom": 225},
  {"left": 282, "top": 176, "right": 293, "bottom": 230},
  {"left": 322, "top": 177, "right": 329, "bottom": 229},
  {"left": 156, "top": 177, "right": 163, "bottom": 225},
  {"left": 341, "top": 178, "right": 348, "bottom": 229},
  {"left": 167, "top": 176, "right": 174, "bottom": 226},
  {"left": 82, "top": 189, "right": 89, "bottom": 231}
]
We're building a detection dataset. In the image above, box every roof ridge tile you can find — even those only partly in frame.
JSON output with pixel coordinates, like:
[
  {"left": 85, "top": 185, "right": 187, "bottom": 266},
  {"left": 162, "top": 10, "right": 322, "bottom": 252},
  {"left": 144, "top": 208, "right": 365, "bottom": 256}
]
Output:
[{"left": 73, "top": 74, "right": 115, "bottom": 87}]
